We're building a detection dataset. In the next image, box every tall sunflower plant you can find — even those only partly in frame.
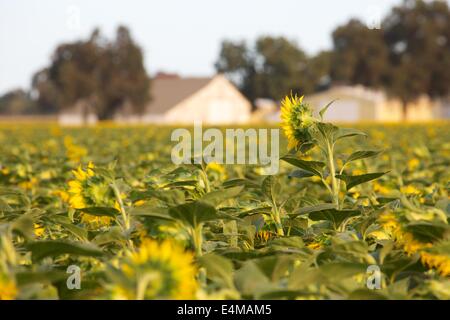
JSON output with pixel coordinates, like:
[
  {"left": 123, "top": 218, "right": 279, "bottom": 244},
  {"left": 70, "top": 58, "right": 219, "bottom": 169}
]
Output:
[{"left": 280, "top": 94, "right": 388, "bottom": 218}]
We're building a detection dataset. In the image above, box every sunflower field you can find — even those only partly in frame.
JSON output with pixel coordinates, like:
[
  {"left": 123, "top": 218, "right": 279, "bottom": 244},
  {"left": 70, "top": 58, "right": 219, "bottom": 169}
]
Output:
[{"left": 0, "top": 100, "right": 449, "bottom": 300}]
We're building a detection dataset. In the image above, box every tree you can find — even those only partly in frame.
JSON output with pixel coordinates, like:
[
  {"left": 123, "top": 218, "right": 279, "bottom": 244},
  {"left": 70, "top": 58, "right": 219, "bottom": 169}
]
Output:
[
  {"left": 97, "top": 26, "right": 150, "bottom": 119},
  {"left": 254, "top": 36, "right": 310, "bottom": 100},
  {"left": 32, "top": 26, "right": 150, "bottom": 120},
  {"left": 304, "top": 50, "right": 333, "bottom": 91},
  {"left": 331, "top": 19, "right": 389, "bottom": 88},
  {"left": 383, "top": 0, "right": 450, "bottom": 117},
  {"left": 215, "top": 40, "right": 259, "bottom": 104},
  {"left": 0, "top": 89, "right": 38, "bottom": 115},
  {"left": 215, "top": 36, "right": 311, "bottom": 104}
]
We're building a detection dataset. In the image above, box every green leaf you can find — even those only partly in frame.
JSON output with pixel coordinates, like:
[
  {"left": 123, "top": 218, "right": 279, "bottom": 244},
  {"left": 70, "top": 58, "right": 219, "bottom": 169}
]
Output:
[
  {"left": 198, "top": 253, "right": 234, "bottom": 289},
  {"left": 344, "top": 150, "right": 382, "bottom": 164},
  {"left": 11, "top": 215, "right": 34, "bottom": 240},
  {"left": 290, "top": 203, "right": 337, "bottom": 218},
  {"left": 268, "top": 236, "right": 304, "bottom": 251},
  {"left": 319, "top": 99, "right": 337, "bottom": 120},
  {"left": 16, "top": 270, "right": 68, "bottom": 286},
  {"left": 78, "top": 207, "right": 120, "bottom": 217},
  {"left": 92, "top": 226, "right": 126, "bottom": 245},
  {"left": 129, "top": 206, "right": 173, "bottom": 220},
  {"left": 234, "top": 261, "right": 276, "bottom": 297},
  {"left": 168, "top": 201, "right": 218, "bottom": 228},
  {"left": 262, "top": 175, "right": 280, "bottom": 203},
  {"left": 288, "top": 169, "right": 314, "bottom": 179},
  {"left": 316, "top": 122, "right": 339, "bottom": 141},
  {"left": 201, "top": 186, "right": 244, "bottom": 207},
  {"left": 318, "top": 262, "right": 367, "bottom": 280},
  {"left": 130, "top": 189, "right": 185, "bottom": 205},
  {"left": 27, "top": 240, "right": 103, "bottom": 262},
  {"left": 308, "top": 208, "right": 361, "bottom": 229},
  {"left": 253, "top": 255, "right": 296, "bottom": 280},
  {"left": 379, "top": 241, "right": 394, "bottom": 265},
  {"left": 404, "top": 222, "right": 448, "bottom": 243},
  {"left": 59, "top": 223, "right": 88, "bottom": 241},
  {"left": 222, "top": 178, "right": 260, "bottom": 189},
  {"left": 281, "top": 155, "right": 325, "bottom": 177},
  {"left": 289, "top": 262, "right": 367, "bottom": 289},
  {"left": 336, "top": 172, "right": 388, "bottom": 191},
  {"left": 237, "top": 206, "right": 272, "bottom": 218},
  {"left": 162, "top": 180, "right": 199, "bottom": 189}
]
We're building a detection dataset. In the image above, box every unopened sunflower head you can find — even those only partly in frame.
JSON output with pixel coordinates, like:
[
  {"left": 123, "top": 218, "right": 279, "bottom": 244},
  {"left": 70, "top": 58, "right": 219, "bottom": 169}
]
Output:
[
  {"left": 67, "top": 162, "right": 114, "bottom": 227},
  {"left": 280, "top": 94, "right": 317, "bottom": 150},
  {"left": 67, "top": 161, "right": 96, "bottom": 209},
  {"left": 108, "top": 239, "right": 198, "bottom": 300}
]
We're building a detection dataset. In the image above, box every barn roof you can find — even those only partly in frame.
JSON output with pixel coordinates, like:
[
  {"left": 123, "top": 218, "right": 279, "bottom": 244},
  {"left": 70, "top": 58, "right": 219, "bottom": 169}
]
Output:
[{"left": 145, "top": 77, "right": 212, "bottom": 114}]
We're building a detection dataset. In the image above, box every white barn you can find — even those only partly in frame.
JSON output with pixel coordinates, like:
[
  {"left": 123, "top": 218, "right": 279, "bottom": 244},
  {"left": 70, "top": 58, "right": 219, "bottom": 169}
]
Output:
[
  {"left": 305, "top": 86, "right": 439, "bottom": 122},
  {"left": 262, "top": 85, "right": 442, "bottom": 123},
  {"left": 57, "top": 100, "right": 98, "bottom": 125},
  {"left": 115, "top": 74, "right": 252, "bottom": 124}
]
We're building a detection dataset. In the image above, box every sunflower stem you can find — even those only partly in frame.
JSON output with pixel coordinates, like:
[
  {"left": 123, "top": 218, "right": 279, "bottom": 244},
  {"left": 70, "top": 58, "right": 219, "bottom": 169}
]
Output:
[
  {"left": 272, "top": 205, "right": 284, "bottom": 236},
  {"left": 200, "top": 169, "right": 211, "bottom": 194},
  {"left": 192, "top": 225, "right": 203, "bottom": 257},
  {"left": 111, "top": 181, "right": 133, "bottom": 249},
  {"left": 326, "top": 140, "right": 340, "bottom": 208}
]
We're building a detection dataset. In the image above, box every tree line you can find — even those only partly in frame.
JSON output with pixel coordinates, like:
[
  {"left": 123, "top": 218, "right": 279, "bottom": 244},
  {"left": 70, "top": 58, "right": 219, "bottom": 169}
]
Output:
[
  {"left": 0, "top": 0, "right": 448, "bottom": 118},
  {"left": 215, "top": 0, "right": 450, "bottom": 115},
  {"left": 1, "top": 26, "right": 150, "bottom": 120}
]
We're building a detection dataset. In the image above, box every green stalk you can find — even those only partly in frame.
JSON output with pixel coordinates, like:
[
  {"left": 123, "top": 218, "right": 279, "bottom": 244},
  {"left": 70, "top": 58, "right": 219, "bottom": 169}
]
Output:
[
  {"left": 111, "top": 181, "right": 133, "bottom": 249},
  {"left": 111, "top": 182, "right": 130, "bottom": 230},
  {"left": 192, "top": 225, "right": 204, "bottom": 257},
  {"left": 326, "top": 141, "right": 339, "bottom": 208},
  {"left": 272, "top": 204, "right": 284, "bottom": 236},
  {"left": 200, "top": 169, "right": 211, "bottom": 193}
]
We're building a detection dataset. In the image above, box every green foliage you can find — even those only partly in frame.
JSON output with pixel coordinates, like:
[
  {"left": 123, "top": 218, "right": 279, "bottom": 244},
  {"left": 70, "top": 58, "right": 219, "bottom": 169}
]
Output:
[
  {"left": 0, "top": 121, "right": 449, "bottom": 300},
  {"left": 31, "top": 26, "right": 150, "bottom": 120},
  {"left": 216, "top": 36, "right": 317, "bottom": 103}
]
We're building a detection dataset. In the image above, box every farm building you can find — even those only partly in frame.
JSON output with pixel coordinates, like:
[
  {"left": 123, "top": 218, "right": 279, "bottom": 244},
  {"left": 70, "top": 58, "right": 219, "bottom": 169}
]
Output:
[
  {"left": 261, "top": 85, "right": 442, "bottom": 123},
  {"left": 305, "top": 86, "right": 440, "bottom": 122},
  {"left": 114, "top": 74, "right": 252, "bottom": 124},
  {"left": 58, "top": 99, "right": 98, "bottom": 125},
  {"left": 58, "top": 74, "right": 251, "bottom": 125}
]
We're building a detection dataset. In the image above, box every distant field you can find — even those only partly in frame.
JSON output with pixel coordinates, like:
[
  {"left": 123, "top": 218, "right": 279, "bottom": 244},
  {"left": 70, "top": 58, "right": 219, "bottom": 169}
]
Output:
[{"left": 0, "top": 122, "right": 449, "bottom": 299}]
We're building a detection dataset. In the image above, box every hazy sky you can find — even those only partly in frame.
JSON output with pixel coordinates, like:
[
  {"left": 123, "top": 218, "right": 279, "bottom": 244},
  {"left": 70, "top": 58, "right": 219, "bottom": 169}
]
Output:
[{"left": 0, "top": 0, "right": 409, "bottom": 94}]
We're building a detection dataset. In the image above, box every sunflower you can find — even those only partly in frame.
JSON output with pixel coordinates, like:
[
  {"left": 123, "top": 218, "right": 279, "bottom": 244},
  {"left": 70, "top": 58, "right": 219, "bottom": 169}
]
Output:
[
  {"left": 379, "top": 212, "right": 431, "bottom": 255},
  {"left": 34, "top": 223, "right": 45, "bottom": 237},
  {"left": 421, "top": 252, "right": 450, "bottom": 277},
  {"left": 0, "top": 272, "right": 17, "bottom": 300},
  {"left": 67, "top": 162, "right": 95, "bottom": 210},
  {"left": 64, "top": 136, "right": 88, "bottom": 163},
  {"left": 379, "top": 212, "right": 450, "bottom": 276},
  {"left": 109, "top": 239, "right": 198, "bottom": 300},
  {"left": 280, "top": 94, "right": 317, "bottom": 150},
  {"left": 205, "top": 162, "right": 227, "bottom": 181},
  {"left": 255, "top": 230, "right": 274, "bottom": 243},
  {"left": 67, "top": 162, "right": 113, "bottom": 227}
]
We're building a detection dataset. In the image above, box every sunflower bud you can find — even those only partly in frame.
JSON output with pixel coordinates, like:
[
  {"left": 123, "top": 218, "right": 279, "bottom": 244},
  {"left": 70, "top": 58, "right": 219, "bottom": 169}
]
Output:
[{"left": 281, "top": 94, "right": 317, "bottom": 150}]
